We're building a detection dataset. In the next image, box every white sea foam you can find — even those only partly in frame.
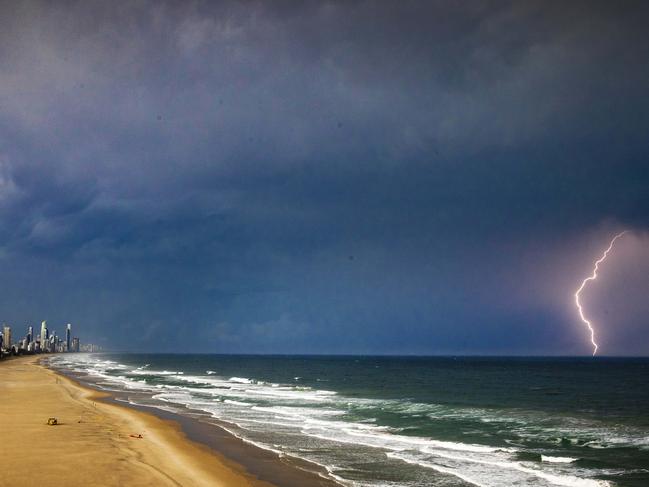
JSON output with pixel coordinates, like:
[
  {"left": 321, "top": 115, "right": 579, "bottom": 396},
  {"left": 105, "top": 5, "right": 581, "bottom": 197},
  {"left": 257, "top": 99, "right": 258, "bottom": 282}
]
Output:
[
  {"left": 390, "top": 450, "right": 611, "bottom": 487},
  {"left": 542, "top": 455, "right": 578, "bottom": 463},
  {"left": 224, "top": 400, "right": 253, "bottom": 406},
  {"left": 130, "top": 369, "right": 184, "bottom": 376},
  {"left": 229, "top": 377, "right": 253, "bottom": 384},
  {"left": 252, "top": 405, "right": 346, "bottom": 418},
  {"left": 388, "top": 452, "right": 489, "bottom": 487},
  {"left": 115, "top": 397, "right": 180, "bottom": 414},
  {"left": 244, "top": 388, "right": 336, "bottom": 402},
  {"left": 206, "top": 420, "right": 285, "bottom": 456}
]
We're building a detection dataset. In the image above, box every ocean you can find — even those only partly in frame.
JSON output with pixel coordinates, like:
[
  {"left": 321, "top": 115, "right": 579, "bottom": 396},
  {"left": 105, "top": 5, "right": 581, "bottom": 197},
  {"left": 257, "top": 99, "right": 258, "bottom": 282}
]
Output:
[{"left": 48, "top": 354, "right": 649, "bottom": 487}]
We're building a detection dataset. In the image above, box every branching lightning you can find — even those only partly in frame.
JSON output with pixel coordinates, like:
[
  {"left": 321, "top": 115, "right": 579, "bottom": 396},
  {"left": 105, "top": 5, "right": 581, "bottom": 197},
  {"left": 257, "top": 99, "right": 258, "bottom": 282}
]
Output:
[{"left": 574, "top": 231, "right": 628, "bottom": 356}]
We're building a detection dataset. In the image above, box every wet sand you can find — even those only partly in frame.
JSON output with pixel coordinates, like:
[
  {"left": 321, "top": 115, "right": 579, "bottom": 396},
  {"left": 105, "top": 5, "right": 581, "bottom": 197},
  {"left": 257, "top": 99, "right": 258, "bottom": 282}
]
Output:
[{"left": 0, "top": 356, "right": 273, "bottom": 487}]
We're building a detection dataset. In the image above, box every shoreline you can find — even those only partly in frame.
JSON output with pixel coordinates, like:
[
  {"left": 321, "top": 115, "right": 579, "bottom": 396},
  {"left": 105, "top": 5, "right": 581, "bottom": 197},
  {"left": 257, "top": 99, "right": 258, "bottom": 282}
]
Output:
[
  {"left": 1, "top": 355, "right": 270, "bottom": 486},
  {"left": 0, "top": 356, "right": 336, "bottom": 487},
  {"left": 48, "top": 356, "right": 341, "bottom": 487}
]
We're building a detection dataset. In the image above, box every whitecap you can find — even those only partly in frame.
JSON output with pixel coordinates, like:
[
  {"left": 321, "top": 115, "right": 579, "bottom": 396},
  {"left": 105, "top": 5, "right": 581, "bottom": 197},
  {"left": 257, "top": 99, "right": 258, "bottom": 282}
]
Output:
[
  {"left": 542, "top": 455, "right": 578, "bottom": 463},
  {"left": 229, "top": 377, "right": 253, "bottom": 384}
]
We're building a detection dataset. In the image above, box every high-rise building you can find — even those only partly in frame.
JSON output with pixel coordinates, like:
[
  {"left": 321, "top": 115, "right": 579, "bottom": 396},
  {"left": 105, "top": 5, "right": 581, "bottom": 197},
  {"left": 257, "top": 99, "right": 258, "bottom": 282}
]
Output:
[
  {"left": 27, "top": 325, "right": 33, "bottom": 344},
  {"left": 40, "top": 321, "right": 48, "bottom": 352},
  {"left": 2, "top": 325, "right": 11, "bottom": 350},
  {"left": 71, "top": 337, "right": 80, "bottom": 353},
  {"left": 66, "top": 324, "right": 71, "bottom": 352}
]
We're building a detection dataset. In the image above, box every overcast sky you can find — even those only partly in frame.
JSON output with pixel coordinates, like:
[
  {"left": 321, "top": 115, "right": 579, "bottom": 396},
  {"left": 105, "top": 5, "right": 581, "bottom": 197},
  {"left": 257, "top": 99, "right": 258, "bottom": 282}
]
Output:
[{"left": 1, "top": 0, "right": 648, "bottom": 354}]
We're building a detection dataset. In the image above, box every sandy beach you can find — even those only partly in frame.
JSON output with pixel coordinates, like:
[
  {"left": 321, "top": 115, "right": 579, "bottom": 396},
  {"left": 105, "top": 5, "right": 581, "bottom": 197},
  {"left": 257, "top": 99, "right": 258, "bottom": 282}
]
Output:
[{"left": 0, "top": 356, "right": 274, "bottom": 487}]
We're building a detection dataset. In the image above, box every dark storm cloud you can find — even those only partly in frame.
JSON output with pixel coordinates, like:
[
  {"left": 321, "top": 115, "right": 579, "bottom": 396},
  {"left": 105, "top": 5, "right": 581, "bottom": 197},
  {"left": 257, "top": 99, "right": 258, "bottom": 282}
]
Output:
[{"left": 0, "top": 1, "right": 648, "bottom": 354}]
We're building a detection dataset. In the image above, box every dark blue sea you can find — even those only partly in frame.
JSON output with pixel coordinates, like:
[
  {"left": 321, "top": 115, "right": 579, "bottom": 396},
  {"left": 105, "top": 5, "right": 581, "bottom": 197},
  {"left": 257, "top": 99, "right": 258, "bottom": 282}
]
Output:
[{"left": 49, "top": 354, "right": 649, "bottom": 487}]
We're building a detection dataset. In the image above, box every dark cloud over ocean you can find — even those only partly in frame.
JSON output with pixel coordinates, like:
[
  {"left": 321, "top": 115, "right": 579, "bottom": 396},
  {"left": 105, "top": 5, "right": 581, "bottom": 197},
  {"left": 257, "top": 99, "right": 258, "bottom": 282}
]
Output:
[{"left": 0, "top": 1, "right": 648, "bottom": 354}]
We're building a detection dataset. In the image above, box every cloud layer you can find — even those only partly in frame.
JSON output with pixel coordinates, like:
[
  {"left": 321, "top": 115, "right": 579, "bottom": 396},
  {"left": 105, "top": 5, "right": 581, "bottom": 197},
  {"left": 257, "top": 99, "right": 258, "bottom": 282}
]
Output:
[{"left": 0, "top": 1, "right": 648, "bottom": 354}]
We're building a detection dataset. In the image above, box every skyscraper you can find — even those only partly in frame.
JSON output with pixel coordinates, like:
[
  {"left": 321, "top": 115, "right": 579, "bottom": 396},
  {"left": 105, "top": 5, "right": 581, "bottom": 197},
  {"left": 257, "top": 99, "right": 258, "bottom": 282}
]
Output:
[
  {"left": 2, "top": 325, "right": 12, "bottom": 350},
  {"left": 40, "top": 321, "right": 48, "bottom": 352},
  {"left": 27, "top": 325, "right": 33, "bottom": 344},
  {"left": 66, "top": 323, "right": 71, "bottom": 352}
]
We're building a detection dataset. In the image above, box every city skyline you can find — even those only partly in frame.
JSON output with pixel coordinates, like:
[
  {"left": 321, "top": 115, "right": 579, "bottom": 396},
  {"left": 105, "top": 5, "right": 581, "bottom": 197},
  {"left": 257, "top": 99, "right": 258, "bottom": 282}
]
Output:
[{"left": 0, "top": 321, "right": 98, "bottom": 357}]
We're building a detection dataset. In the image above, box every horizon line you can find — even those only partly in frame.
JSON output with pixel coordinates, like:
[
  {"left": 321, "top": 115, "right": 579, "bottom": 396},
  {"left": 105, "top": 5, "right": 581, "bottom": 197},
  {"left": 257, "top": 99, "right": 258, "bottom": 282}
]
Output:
[{"left": 86, "top": 351, "right": 649, "bottom": 358}]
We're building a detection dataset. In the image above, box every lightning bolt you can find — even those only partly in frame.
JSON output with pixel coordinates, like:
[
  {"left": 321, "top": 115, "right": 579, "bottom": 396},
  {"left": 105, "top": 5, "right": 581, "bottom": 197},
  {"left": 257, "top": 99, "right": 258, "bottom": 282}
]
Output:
[{"left": 574, "top": 231, "right": 628, "bottom": 356}]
